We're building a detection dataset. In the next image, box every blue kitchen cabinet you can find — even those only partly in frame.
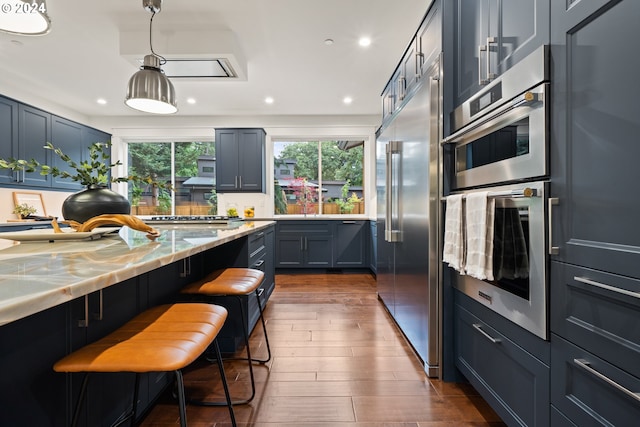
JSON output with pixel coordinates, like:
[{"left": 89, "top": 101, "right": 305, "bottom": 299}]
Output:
[
  {"left": 549, "top": 2, "right": 640, "bottom": 422},
  {"left": 381, "top": 2, "right": 441, "bottom": 126},
  {"left": 334, "top": 220, "right": 368, "bottom": 267},
  {"left": 215, "top": 128, "right": 265, "bottom": 193},
  {"left": 50, "top": 117, "right": 111, "bottom": 191},
  {"left": 449, "top": 0, "right": 550, "bottom": 107},
  {"left": 0, "top": 94, "right": 112, "bottom": 191},
  {"left": 369, "top": 221, "right": 377, "bottom": 274},
  {"left": 454, "top": 290, "right": 550, "bottom": 427},
  {"left": 0, "top": 302, "right": 69, "bottom": 426},
  {"left": 549, "top": 0, "right": 640, "bottom": 279},
  {"left": 550, "top": 259, "right": 640, "bottom": 425},
  {"left": 0, "top": 96, "right": 19, "bottom": 185},
  {"left": 18, "top": 103, "right": 52, "bottom": 188},
  {"left": 51, "top": 116, "right": 85, "bottom": 191},
  {"left": 275, "top": 221, "right": 333, "bottom": 268},
  {"left": 68, "top": 279, "right": 140, "bottom": 427},
  {"left": 275, "top": 220, "right": 373, "bottom": 269}
]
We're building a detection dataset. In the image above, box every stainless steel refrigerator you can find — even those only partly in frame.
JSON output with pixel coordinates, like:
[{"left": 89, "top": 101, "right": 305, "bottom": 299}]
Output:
[{"left": 376, "top": 58, "right": 441, "bottom": 377}]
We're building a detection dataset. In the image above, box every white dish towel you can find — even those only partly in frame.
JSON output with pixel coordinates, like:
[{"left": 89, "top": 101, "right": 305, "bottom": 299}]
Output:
[
  {"left": 464, "top": 191, "right": 495, "bottom": 281},
  {"left": 442, "top": 194, "right": 465, "bottom": 273}
]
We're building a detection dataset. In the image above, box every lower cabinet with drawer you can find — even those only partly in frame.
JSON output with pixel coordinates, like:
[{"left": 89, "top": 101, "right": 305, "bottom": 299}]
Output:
[
  {"left": 212, "top": 224, "right": 275, "bottom": 353},
  {"left": 275, "top": 220, "right": 371, "bottom": 269},
  {"left": 454, "top": 290, "right": 550, "bottom": 427},
  {"left": 550, "top": 261, "right": 640, "bottom": 426},
  {"left": 550, "top": 335, "right": 640, "bottom": 426}
]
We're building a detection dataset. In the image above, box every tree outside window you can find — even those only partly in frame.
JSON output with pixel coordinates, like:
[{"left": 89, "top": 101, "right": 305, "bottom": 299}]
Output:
[
  {"left": 274, "top": 140, "right": 364, "bottom": 215},
  {"left": 128, "top": 141, "right": 216, "bottom": 216}
]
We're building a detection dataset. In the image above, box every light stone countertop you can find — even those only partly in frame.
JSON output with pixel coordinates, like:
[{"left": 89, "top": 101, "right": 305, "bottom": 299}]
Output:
[{"left": 0, "top": 220, "right": 275, "bottom": 326}]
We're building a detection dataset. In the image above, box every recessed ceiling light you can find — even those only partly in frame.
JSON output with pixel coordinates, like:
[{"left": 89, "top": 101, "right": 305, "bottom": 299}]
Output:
[
  {"left": 96, "top": 98, "right": 107, "bottom": 105},
  {"left": 186, "top": 98, "right": 197, "bottom": 104},
  {"left": 358, "top": 37, "right": 371, "bottom": 47},
  {"left": 343, "top": 97, "right": 353, "bottom": 105},
  {"left": 265, "top": 97, "right": 274, "bottom": 104},
  {"left": 324, "top": 39, "right": 334, "bottom": 46}
]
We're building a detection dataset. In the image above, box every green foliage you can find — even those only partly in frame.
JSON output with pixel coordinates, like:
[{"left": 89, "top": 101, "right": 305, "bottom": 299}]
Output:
[
  {"left": 129, "top": 182, "right": 144, "bottom": 206},
  {"left": 157, "top": 189, "right": 172, "bottom": 214},
  {"left": 207, "top": 189, "right": 218, "bottom": 215},
  {"left": 128, "top": 141, "right": 215, "bottom": 179},
  {"left": 12, "top": 203, "right": 37, "bottom": 218},
  {"left": 274, "top": 180, "right": 287, "bottom": 214},
  {"left": 0, "top": 142, "right": 170, "bottom": 190},
  {"left": 277, "top": 141, "right": 363, "bottom": 185},
  {"left": 334, "top": 180, "right": 362, "bottom": 213}
]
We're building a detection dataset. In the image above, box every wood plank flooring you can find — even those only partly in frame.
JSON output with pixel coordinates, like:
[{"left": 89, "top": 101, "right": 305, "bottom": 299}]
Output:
[{"left": 140, "top": 272, "right": 506, "bottom": 427}]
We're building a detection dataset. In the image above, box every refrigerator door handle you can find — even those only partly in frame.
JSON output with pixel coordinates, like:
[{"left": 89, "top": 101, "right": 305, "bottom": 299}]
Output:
[{"left": 385, "top": 141, "right": 402, "bottom": 242}]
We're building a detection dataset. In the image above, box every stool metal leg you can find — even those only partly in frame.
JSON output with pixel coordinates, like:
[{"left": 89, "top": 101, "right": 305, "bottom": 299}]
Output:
[
  {"left": 112, "top": 373, "right": 140, "bottom": 427},
  {"left": 191, "top": 296, "right": 256, "bottom": 405},
  {"left": 253, "top": 288, "right": 272, "bottom": 364},
  {"left": 213, "top": 339, "right": 237, "bottom": 427},
  {"left": 70, "top": 373, "right": 90, "bottom": 427},
  {"left": 175, "top": 370, "right": 188, "bottom": 427}
]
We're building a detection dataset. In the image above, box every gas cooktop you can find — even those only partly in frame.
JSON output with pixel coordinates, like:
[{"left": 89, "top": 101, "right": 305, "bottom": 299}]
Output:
[{"left": 144, "top": 216, "right": 243, "bottom": 224}]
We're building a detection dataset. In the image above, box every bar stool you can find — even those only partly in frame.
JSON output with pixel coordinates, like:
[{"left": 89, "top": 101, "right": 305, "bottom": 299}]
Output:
[
  {"left": 180, "top": 268, "right": 272, "bottom": 405},
  {"left": 53, "top": 303, "right": 236, "bottom": 427}
]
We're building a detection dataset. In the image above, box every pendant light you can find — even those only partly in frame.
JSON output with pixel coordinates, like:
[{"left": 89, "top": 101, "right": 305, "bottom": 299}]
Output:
[
  {"left": 0, "top": 0, "right": 51, "bottom": 35},
  {"left": 125, "top": 0, "right": 177, "bottom": 114}
]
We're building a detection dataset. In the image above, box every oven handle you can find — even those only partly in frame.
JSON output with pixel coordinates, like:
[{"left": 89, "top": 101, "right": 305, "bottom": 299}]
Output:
[
  {"left": 441, "top": 187, "right": 538, "bottom": 202},
  {"left": 442, "top": 87, "right": 545, "bottom": 145}
]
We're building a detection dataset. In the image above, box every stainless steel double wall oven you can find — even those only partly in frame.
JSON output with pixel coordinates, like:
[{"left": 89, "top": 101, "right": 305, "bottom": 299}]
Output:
[{"left": 445, "top": 45, "right": 550, "bottom": 340}]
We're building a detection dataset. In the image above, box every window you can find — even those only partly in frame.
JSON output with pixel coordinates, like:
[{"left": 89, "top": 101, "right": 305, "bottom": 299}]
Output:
[
  {"left": 274, "top": 140, "right": 364, "bottom": 215},
  {"left": 127, "top": 141, "right": 216, "bottom": 216}
]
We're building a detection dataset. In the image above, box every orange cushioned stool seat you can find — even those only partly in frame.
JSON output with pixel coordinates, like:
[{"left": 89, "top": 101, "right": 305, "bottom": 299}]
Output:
[
  {"left": 54, "top": 303, "right": 236, "bottom": 427},
  {"left": 181, "top": 268, "right": 272, "bottom": 405}
]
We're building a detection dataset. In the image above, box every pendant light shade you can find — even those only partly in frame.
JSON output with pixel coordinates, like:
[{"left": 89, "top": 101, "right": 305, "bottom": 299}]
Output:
[
  {"left": 124, "top": 0, "right": 177, "bottom": 114},
  {"left": 0, "top": 0, "right": 51, "bottom": 35},
  {"left": 125, "top": 54, "right": 177, "bottom": 114}
]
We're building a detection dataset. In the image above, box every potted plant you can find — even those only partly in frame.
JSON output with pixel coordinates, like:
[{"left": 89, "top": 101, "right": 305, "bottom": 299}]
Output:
[
  {"left": 0, "top": 142, "right": 170, "bottom": 222},
  {"left": 12, "top": 203, "right": 38, "bottom": 219}
]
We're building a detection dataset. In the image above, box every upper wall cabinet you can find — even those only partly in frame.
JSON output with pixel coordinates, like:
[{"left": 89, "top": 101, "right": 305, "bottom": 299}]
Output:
[
  {"left": 382, "top": 2, "right": 441, "bottom": 125},
  {"left": 549, "top": 0, "right": 640, "bottom": 279},
  {"left": 451, "top": 0, "right": 549, "bottom": 107},
  {"left": 18, "top": 104, "right": 52, "bottom": 188},
  {"left": 215, "top": 128, "right": 266, "bottom": 193},
  {"left": 0, "top": 94, "right": 111, "bottom": 191},
  {"left": 0, "top": 97, "right": 19, "bottom": 185},
  {"left": 51, "top": 117, "right": 111, "bottom": 191}
]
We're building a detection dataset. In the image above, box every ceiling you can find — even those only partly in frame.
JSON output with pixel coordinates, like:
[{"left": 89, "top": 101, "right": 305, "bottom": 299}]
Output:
[{"left": 0, "top": 0, "right": 431, "bottom": 118}]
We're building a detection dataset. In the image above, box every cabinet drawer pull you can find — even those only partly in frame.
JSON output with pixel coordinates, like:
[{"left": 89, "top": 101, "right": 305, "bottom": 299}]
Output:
[
  {"left": 472, "top": 323, "right": 501, "bottom": 344},
  {"left": 253, "top": 259, "right": 265, "bottom": 268},
  {"left": 574, "top": 359, "right": 640, "bottom": 403},
  {"left": 342, "top": 221, "right": 356, "bottom": 224},
  {"left": 257, "top": 288, "right": 265, "bottom": 297},
  {"left": 573, "top": 276, "right": 640, "bottom": 299}
]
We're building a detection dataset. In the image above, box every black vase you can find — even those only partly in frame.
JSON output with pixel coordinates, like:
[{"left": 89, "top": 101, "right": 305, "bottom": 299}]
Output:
[{"left": 62, "top": 185, "right": 131, "bottom": 223}]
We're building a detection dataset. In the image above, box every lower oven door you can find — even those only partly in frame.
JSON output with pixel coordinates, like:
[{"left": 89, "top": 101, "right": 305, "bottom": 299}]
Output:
[{"left": 453, "top": 180, "right": 548, "bottom": 340}]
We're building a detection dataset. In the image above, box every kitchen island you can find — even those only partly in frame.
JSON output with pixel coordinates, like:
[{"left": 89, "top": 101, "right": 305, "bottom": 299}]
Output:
[{"left": 0, "top": 220, "right": 275, "bottom": 426}]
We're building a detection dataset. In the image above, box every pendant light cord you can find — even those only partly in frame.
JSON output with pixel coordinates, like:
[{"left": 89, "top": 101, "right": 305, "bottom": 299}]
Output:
[{"left": 149, "top": 12, "right": 167, "bottom": 65}]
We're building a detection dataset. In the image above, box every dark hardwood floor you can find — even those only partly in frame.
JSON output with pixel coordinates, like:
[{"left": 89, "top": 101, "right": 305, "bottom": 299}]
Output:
[{"left": 140, "top": 272, "right": 506, "bottom": 426}]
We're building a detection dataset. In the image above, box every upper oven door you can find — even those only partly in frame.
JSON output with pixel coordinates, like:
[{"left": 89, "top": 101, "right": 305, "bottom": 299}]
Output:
[{"left": 445, "top": 82, "right": 549, "bottom": 190}]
